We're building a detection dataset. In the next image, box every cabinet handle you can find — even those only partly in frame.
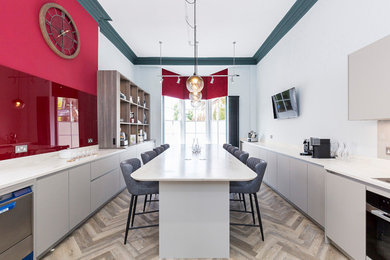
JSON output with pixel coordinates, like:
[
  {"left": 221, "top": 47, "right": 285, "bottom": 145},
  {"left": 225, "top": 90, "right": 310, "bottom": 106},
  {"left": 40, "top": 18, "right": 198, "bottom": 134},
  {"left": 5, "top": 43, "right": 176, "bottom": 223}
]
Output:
[{"left": 0, "top": 202, "right": 16, "bottom": 215}]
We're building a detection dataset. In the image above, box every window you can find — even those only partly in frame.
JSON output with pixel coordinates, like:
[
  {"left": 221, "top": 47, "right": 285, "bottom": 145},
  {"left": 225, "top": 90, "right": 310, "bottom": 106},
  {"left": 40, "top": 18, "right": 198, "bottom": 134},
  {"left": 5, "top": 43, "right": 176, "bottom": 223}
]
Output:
[
  {"left": 163, "top": 96, "right": 226, "bottom": 145},
  {"left": 210, "top": 97, "right": 226, "bottom": 145},
  {"left": 163, "top": 96, "right": 182, "bottom": 145}
]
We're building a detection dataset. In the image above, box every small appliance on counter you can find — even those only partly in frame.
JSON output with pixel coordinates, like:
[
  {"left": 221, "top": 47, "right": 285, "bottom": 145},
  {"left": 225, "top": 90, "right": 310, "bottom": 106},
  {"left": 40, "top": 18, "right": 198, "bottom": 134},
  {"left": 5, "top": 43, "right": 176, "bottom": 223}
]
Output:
[
  {"left": 300, "top": 139, "right": 312, "bottom": 156},
  {"left": 300, "top": 137, "right": 331, "bottom": 158},
  {"left": 247, "top": 131, "right": 258, "bottom": 142},
  {"left": 120, "top": 130, "right": 128, "bottom": 146}
]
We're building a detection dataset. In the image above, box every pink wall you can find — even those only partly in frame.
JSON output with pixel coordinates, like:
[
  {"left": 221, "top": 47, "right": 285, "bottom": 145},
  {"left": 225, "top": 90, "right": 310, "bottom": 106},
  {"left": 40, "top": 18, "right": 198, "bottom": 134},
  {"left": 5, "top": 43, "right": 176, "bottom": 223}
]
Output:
[{"left": 0, "top": 0, "right": 98, "bottom": 95}]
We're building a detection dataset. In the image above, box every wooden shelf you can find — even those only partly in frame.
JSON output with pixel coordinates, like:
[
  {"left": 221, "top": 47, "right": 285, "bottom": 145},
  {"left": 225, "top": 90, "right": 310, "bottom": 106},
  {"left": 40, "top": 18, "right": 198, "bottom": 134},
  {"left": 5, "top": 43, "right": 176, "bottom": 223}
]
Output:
[
  {"left": 98, "top": 70, "right": 151, "bottom": 149},
  {"left": 120, "top": 98, "right": 130, "bottom": 103}
]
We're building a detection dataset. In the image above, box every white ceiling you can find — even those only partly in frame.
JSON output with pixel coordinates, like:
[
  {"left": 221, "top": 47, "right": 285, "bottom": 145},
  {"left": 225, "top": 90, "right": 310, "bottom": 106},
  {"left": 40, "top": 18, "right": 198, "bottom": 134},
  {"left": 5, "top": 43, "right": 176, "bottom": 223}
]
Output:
[{"left": 97, "top": 0, "right": 295, "bottom": 58}]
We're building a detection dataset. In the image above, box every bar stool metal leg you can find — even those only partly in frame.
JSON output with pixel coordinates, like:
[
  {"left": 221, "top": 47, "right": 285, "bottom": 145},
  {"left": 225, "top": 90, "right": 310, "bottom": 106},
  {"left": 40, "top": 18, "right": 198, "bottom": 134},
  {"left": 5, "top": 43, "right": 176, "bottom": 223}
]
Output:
[
  {"left": 242, "top": 193, "right": 247, "bottom": 211},
  {"left": 143, "top": 195, "right": 148, "bottom": 212},
  {"left": 131, "top": 195, "right": 138, "bottom": 227},
  {"left": 249, "top": 194, "right": 255, "bottom": 225},
  {"left": 253, "top": 193, "right": 264, "bottom": 241},
  {"left": 124, "top": 195, "right": 135, "bottom": 244}
]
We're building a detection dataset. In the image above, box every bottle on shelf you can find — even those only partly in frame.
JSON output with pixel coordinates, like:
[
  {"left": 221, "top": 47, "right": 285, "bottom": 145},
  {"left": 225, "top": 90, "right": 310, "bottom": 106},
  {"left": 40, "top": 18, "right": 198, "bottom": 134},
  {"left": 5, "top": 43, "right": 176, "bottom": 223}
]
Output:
[{"left": 130, "top": 112, "right": 135, "bottom": 123}]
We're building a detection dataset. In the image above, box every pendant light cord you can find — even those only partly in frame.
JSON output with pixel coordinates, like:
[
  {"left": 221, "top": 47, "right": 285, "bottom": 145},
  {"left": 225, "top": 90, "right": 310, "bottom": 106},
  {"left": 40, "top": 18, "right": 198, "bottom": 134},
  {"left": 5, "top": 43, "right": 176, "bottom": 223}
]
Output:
[
  {"left": 194, "top": 0, "right": 198, "bottom": 75},
  {"left": 159, "top": 41, "right": 162, "bottom": 68}
]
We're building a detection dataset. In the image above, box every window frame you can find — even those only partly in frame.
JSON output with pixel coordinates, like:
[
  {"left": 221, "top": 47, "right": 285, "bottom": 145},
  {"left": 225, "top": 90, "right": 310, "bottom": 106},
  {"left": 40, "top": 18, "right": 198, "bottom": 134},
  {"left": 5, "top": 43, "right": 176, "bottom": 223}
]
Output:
[{"left": 162, "top": 96, "right": 227, "bottom": 145}]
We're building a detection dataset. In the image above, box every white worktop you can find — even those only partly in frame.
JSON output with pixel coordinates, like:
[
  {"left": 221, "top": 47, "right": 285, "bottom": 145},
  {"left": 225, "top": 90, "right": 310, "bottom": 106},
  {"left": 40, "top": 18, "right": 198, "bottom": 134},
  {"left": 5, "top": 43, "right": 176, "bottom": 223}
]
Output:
[
  {"left": 242, "top": 140, "right": 390, "bottom": 191},
  {"left": 0, "top": 146, "right": 124, "bottom": 191},
  {"left": 132, "top": 144, "right": 257, "bottom": 182}
]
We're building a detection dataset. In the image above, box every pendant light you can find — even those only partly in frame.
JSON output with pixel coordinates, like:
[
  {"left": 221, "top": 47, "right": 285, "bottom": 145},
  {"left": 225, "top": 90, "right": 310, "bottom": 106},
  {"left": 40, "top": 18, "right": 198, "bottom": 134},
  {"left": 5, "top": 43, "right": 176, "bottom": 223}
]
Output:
[
  {"left": 189, "top": 91, "right": 202, "bottom": 102},
  {"left": 12, "top": 75, "right": 25, "bottom": 110},
  {"left": 186, "top": 0, "right": 204, "bottom": 94},
  {"left": 191, "top": 100, "right": 202, "bottom": 109}
]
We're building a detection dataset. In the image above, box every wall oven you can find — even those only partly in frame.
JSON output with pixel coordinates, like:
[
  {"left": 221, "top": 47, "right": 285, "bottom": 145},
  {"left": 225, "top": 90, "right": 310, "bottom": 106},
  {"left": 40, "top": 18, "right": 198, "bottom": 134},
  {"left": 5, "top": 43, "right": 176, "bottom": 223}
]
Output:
[{"left": 366, "top": 190, "right": 390, "bottom": 260}]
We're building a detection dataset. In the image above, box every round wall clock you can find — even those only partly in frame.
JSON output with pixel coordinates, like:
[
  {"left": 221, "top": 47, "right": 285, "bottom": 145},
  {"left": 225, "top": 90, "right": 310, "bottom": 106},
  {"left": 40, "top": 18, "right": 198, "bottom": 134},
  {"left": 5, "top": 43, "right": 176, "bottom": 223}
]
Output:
[{"left": 39, "top": 3, "right": 80, "bottom": 59}]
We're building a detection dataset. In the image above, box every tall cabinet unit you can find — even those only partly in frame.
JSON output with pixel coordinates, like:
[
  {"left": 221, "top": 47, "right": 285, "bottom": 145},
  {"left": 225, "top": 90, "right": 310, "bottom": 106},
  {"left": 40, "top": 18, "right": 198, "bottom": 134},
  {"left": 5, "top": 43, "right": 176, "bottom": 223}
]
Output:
[{"left": 98, "top": 70, "right": 151, "bottom": 148}]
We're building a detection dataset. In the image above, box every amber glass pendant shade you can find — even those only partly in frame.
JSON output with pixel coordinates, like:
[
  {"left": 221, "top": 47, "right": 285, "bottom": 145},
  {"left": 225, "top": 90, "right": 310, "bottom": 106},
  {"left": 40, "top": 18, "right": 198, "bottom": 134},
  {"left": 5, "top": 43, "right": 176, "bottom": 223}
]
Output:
[
  {"left": 186, "top": 75, "right": 204, "bottom": 93},
  {"left": 12, "top": 98, "right": 25, "bottom": 109},
  {"left": 189, "top": 92, "right": 202, "bottom": 102}
]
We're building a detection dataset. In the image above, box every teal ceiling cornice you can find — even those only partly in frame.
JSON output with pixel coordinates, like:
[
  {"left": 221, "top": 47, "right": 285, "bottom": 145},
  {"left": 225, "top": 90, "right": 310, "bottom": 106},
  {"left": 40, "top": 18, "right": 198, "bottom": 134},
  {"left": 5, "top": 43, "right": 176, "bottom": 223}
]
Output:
[
  {"left": 135, "top": 57, "right": 257, "bottom": 66},
  {"left": 78, "top": 0, "right": 317, "bottom": 66},
  {"left": 253, "top": 0, "right": 318, "bottom": 63},
  {"left": 77, "top": 0, "right": 111, "bottom": 22}
]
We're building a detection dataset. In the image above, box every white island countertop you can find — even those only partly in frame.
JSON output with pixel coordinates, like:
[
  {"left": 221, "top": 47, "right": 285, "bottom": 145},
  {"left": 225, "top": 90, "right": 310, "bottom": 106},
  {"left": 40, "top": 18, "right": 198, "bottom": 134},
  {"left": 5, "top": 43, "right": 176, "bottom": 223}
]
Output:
[
  {"left": 132, "top": 145, "right": 257, "bottom": 182},
  {"left": 242, "top": 140, "right": 390, "bottom": 191},
  {"left": 0, "top": 147, "right": 124, "bottom": 191}
]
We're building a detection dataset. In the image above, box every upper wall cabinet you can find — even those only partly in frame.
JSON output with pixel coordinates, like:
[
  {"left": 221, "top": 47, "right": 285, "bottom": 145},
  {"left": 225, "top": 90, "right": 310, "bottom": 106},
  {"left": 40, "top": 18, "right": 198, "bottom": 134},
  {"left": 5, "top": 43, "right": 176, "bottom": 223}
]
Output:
[{"left": 349, "top": 35, "right": 390, "bottom": 120}]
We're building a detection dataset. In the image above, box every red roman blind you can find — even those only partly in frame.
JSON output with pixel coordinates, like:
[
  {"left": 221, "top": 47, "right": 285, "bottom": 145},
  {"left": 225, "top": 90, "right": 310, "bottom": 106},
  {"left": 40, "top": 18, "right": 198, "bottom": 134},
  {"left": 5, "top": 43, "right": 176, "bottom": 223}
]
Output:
[{"left": 162, "top": 68, "right": 228, "bottom": 100}]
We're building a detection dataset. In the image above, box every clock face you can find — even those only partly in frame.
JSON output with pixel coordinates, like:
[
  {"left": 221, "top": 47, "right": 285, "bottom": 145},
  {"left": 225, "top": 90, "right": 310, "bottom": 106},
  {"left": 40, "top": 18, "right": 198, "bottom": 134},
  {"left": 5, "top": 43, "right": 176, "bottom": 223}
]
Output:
[{"left": 39, "top": 3, "right": 80, "bottom": 59}]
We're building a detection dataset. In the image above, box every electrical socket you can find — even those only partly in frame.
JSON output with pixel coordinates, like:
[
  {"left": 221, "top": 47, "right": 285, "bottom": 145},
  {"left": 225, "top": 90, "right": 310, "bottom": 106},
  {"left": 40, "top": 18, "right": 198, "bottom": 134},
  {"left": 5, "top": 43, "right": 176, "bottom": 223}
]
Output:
[
  {"left": 15, "top": 145, "right": 28, "bottom": 154},
  {"left": 386, "top": 147, "right": 390, "bottom": 155},
  {"left": 88, "top": 138, "right": 93, "bottom": 143}
]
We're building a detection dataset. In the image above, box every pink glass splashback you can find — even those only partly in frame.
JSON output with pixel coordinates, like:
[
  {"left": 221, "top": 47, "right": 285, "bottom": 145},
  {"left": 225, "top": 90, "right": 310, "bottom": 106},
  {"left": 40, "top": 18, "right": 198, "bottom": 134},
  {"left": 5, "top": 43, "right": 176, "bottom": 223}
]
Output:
[{"left": 0, "top": 64, "right": 98, "bottom": 161}]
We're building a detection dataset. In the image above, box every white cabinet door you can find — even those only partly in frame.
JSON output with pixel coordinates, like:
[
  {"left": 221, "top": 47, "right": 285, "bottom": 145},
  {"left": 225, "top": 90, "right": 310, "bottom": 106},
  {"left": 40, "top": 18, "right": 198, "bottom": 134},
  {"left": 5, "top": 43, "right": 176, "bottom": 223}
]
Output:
[
  {"left": 119, "top": 146, "right": 137, "bottom": 162},
  {"left": 241, "top": 143, "right": 259, "bottom": 158},
  {"left": 69, "top": 164, "right": 91, "bottom": 229},
  {"left": 258, "top": 148, "right": 269, "bottom": 184},
  {"left": 326, "top": 172, "right": 365, "bottom": 260},
  {"left": 349, "top": 34, "right": 390, "bottom": 120},
  {"left": 90, "top": 169, "right": 120, "bottom": 212},
  {"left": 307, "top": 164, "right": 325, "bottom": 226},
  {"left": 36, "top": 170, "right": 69, "bottom": 256},
  {"left": 266, "top": 151, "right": 278, "bottom": 189},
  {"left": 90, "top": 155, "right": 119, "bottom": 180},
  {"left": 289, "top": 159, "right": 308, "bottom": 213},
  {"left": 277, "top": 154, "right": 290, "bottom": 198}
]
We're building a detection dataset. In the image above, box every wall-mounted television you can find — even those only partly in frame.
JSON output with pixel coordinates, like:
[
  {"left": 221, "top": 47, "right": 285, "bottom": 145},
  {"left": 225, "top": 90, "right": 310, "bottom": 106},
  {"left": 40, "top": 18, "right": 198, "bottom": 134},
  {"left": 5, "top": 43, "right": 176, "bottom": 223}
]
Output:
[{"left": 272, "top": 87, "right": 299, "bottom": 119}]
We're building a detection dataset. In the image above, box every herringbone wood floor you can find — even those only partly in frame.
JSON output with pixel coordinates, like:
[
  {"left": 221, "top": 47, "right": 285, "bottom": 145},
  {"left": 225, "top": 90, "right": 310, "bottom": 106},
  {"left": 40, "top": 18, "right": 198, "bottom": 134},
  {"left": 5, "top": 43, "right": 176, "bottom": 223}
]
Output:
[{"left": 42, "top": 184, "right": 347, "bottom": 260}]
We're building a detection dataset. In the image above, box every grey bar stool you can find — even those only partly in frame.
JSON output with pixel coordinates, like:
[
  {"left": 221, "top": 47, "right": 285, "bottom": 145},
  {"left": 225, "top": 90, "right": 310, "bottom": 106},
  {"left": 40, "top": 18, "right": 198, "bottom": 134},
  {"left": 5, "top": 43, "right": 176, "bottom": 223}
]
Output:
[
  {"left": 140, "top": 150, "right": 159, "bottom": 211},
  {"left": 234, "top": 150, "right": 249, "bottom": 164},
  {"left": 161, "top": 144, "right": 170, "bottom": 150},
  {"left": 223, "top": 143, "right": 231, "bottom": 150},
  {"left": 231, "top": 149, "right": 250, "bottom": 210},
  {"left": 153, "top": 146, "right": 164, "bottom": 155},
  {"left": 120, "top": 158, "right": 159, "bottom": 244},
  {"left": 230, "top": 157, "right": 267, "bottom": 241},
  {"left": 228, "top": 146, "right": 239, "bottom": 154}
]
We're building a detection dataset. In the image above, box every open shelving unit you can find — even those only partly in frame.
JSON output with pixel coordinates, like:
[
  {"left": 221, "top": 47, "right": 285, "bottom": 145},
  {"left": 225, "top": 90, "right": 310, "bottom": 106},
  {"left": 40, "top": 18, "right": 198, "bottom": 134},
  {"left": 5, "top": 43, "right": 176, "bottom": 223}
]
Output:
[{"left": 97, "top": 70, "right": 151, "bottom": 148}]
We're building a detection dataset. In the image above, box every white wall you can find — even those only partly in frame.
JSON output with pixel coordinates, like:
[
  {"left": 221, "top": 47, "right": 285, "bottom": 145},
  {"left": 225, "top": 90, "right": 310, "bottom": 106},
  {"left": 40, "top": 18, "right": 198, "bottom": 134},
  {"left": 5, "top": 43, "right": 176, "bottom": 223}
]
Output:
[
  {"left": 98, "top": 31, "right": 136, "bottom": 81},
  {"left": 134, "top": 65, "right": 257, "bottom": 146},
  {"left": 256, "top": 0, "right": 390, "bottom": 157}
]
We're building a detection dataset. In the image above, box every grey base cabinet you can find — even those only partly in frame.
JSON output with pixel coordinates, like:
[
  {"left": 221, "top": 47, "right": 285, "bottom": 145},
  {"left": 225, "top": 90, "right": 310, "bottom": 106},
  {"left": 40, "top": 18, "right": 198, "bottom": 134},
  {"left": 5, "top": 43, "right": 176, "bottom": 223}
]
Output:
[
  {"left": 307, "top": 164, "right": 325, "bottom": 226},
  {"left": 277, "top": 154, "right": 290, "bottom": 198},
  {"left": 36, "top": 170, "right": 69, "bottom": 256},
  {"left": 325, "top": 172, "right": 365, "bottom": 260},
  {"left": 289, "top": 159, "right": 308, "bottom": 213},
  {"left": 242, "top": 143, "right": 325, "bottom": 227},
  {"left": 266, "top": 151, "right": 278, "bottom": 189},
  {"left": 69, "top": 164, "right": 91, "bottom": 229},
  {"left": 91, "top": 169, "right": 118, "bottom": 212}
]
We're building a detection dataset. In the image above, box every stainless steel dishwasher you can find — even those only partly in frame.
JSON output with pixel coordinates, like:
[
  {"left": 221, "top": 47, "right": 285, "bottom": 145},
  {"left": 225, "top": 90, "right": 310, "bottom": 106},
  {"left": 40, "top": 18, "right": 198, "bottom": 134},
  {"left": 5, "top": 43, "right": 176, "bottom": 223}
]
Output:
[{"left": 0, "top": 187, "right": 33, "bottom": 260}]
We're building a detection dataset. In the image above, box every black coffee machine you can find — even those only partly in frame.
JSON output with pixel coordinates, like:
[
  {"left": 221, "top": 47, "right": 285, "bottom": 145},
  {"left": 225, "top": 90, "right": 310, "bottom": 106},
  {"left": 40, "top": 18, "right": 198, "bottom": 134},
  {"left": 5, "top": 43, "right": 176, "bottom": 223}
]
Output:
[{"left": 301, "top": 137, "right": 331, "bottom": 158}]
